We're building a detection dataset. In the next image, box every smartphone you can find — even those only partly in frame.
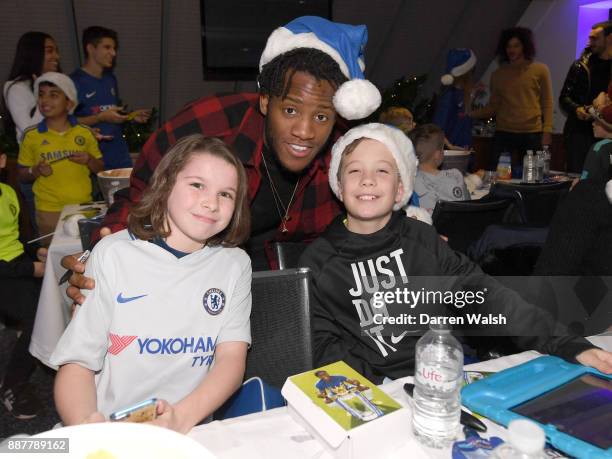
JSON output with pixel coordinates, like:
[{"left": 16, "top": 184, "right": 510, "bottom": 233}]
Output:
[{"left": 109, "top": 398, "right": 157, "bottom": 423}]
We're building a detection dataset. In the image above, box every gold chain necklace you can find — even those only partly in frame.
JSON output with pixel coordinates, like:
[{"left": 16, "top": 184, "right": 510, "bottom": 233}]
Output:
[{"left": 261, "top": 151, "right": 299, "bottom": 233}]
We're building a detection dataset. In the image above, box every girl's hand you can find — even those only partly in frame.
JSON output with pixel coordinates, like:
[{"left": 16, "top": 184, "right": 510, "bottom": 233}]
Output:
[
  {"left": 36, "top": 160, "right": 53, "bottom": 177},
  {"left": 148, "top": 399, "right": 187, "bottom": 433},
  {"left": 37, "top": 247, "right": 48, "bottom": 262},
  {"left": 82, "top": 411, "right": 106, "bottom": 424}
]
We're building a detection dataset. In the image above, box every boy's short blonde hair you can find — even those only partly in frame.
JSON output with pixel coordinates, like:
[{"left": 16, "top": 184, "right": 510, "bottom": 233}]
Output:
[
  {"left": 379, "top": 106, "right": 415, "bottom": 134},
  {"left": 409, "top": 124, "right": 445, "bottom": 163}
]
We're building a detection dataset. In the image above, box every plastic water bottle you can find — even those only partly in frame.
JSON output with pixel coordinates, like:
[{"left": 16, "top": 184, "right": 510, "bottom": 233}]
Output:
[
  {"left": 412, "top": 325, "right": 463, "bottom": 448},
  {"left": 491, "top": 419, "right": 547, "bottom": 458},
  {"left": 542, "top": 145, "right": 551, "bottom": 176},
  {"left": 522, "top": 150, "right": 536, "bottom": 183},
  {"left": 535, "top": 151, "right": 545, "bottom": 182}
]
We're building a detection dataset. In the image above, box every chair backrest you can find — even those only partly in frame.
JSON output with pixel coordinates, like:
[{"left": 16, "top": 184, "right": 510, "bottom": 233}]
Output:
[
  {"left": 432, "top": 199, "right": 518, "bottom": 254},
  {"left": 273, "top": 241, "right": 308, "bottom": 270},
  {"left": 489, "top": 181, "right": 571, "bottom": 227},
  {"left": 246, "top": 268, "right": 313, "bottom": 388}
]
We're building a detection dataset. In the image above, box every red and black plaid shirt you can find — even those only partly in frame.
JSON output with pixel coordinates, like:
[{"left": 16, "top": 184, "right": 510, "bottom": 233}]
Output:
[{"left": 102, "top": 92, "right": 344, "bottom": 266}]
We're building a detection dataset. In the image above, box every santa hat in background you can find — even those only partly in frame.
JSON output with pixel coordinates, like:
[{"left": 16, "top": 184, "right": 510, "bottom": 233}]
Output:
[
  {"left": 259, "top": 16, "right": 381, "bottom": 120},
  {"left": 441, "top": 48, "right": 477, "bottom": 86},
  {"left": 329, "top": 123, "right": 418, "bottom": 210}
]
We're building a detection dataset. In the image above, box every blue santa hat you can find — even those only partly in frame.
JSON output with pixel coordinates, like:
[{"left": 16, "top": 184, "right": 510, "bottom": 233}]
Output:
[
  {"left": 259, "top": 16, "right": 381, "bottom": 120},
  {"left": 441, "top": 48, "right": 477, "bottom": 86}
]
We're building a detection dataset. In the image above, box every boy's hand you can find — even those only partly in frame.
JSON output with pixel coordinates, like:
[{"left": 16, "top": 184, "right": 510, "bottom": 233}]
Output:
[
  {"left": 131, "top": 109, "right": 152, "bottom": 123},
  {"left": 35, "top": 160, "right": 53, "bottom": 177},
  {"left": 92, "top": 128, "right": 113, "bottom": 142},
  {"left": 69, "top": 151, "right": 92, "bottom": 165},
  {"left": 36, "top": 247, "right": 48, "bottom": 262},
  {"left": 576, "top": 348, "right": 612, "bottom": 374},
  {"left": 33, "top": 261, "right": 45, "bottom": 278},
  {"left": 97, "top": 107, "right": 128, "bottom": 124}
]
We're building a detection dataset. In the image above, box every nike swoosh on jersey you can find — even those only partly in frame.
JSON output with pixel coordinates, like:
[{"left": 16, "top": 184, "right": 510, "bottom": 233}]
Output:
[
  {"left": 390, "top": 331, "right": 408, "bottom": 344},
  {"left": 116, "top": 292, "right": 148, "bottom": 303},
  {"left": 85, "top": 91, "right": 96, "bottom": 98}
]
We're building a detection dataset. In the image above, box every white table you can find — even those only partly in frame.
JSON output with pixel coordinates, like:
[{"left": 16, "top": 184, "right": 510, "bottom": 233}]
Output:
[
  {"left": 29, "top": 203, "right": 105, "bottom": 369},
  {"left": 188, "top": 335, "right": 612, "bottom": 458}
]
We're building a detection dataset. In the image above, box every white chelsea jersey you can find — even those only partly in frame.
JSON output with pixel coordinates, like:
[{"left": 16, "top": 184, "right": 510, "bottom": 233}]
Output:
[{"left": 51, "top": 230, "right": 252, "bottom": 417}]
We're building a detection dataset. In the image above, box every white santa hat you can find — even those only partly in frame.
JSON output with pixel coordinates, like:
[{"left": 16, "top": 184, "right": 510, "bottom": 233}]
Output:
[
  {"left": 34, "top": 72, "right": 78, "bottom": 114},
  {"left": 329, "top": 123, "right": 418, "bottom": 210},
  {"left": 441, "top": 48, "right": 477, "bottom": 86},
  {"left": 259, "top": 16, "right": 381, "bottom": 120}
]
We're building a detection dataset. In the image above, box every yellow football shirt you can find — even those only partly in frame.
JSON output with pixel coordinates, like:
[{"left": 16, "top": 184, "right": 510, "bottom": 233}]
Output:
[
  {"left": 0, "top": 183, "right": 24, "bottom": 262},
  {"left": 18, "top": 118, "right": 102, "bottom": 212}
]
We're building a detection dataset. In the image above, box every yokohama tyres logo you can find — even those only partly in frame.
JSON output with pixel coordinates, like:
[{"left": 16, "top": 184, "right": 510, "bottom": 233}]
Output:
[{"left": 108, "top": 333, "right": 138, "bottom": 355}]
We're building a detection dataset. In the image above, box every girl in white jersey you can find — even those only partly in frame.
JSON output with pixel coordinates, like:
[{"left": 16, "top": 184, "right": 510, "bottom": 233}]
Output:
[{"left": 52, "top": 134, "right": 252, "bottom": 433}]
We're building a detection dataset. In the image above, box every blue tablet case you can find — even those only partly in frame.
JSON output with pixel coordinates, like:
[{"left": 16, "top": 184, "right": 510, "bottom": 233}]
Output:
[{"left": 461, "top": 356, "right": 611, "bottom": 459}]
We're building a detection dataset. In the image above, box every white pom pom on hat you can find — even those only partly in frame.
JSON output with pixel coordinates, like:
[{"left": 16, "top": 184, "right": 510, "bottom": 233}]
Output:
[
  {"left": 441, "top": 74, "right": 455, "bottom": 86},
  {"left": 259, "top": 16, "right": 381, "bottom": 120},
  {"left": 606, "top": 179, "right": 612, "bottom": 203},
  {"left": 329, "top": 123, "right": 418, "bottom": 210}
]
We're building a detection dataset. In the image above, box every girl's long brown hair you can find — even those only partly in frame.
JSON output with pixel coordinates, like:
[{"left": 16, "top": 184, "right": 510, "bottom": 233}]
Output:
[{"left": 128, "top": 134, "right": 250, "bottom": 247}]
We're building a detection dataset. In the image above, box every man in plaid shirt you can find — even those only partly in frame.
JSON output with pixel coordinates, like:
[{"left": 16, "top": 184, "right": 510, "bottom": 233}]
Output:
[{"left": 64, "top": 16, "right": 382, "bottom": 301}]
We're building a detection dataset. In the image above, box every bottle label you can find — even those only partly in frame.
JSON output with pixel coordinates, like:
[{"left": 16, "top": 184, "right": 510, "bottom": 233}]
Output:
[{"left": 415, "top": 364, "right": 458, "bottom": 391}]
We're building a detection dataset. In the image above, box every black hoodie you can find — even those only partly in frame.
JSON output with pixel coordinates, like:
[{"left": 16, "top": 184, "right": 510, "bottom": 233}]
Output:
[{"left": 299, "top": 211, "right": 595, "bottom": 383}]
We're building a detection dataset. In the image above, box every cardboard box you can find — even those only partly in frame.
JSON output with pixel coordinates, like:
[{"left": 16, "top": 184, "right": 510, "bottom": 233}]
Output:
[{"left": 281, "top": 361, "right": 412, "bottom": 459}]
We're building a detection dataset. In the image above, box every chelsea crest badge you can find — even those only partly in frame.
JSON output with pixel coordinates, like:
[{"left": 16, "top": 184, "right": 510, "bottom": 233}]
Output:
[{"left": 203, "top": 288, "right": 225, "bottom": 315}]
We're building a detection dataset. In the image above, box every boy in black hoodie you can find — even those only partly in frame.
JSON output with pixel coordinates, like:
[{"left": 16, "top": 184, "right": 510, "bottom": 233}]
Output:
[{"left": 299, "top": 123, "right": 612, "bottom": 384}]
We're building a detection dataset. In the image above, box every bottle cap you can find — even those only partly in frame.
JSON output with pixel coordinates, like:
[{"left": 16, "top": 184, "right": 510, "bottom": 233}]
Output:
[
  {"left": 507, "top": 419, "right": 546, "bottom": 454},
  {"left": 429, "top": 323, "right": 451, "bottom": 333}
]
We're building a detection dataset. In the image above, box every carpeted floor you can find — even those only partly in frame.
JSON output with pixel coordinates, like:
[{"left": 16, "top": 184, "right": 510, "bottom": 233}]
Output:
[{"left": 0, "top": 327, "right": 60, "bottom": 439}]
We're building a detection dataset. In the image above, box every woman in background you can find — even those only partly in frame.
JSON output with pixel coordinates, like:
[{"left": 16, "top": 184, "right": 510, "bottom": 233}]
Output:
[
  {"left": 471, "top": 27, "right": 553, "bottom": 174},
  {"left": 3, "top": 31, "right": 61, "bottom": 235}
]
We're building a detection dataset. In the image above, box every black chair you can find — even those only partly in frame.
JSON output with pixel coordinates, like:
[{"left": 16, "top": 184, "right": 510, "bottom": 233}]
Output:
[
  {"left": 245, "top": 268, "right": 313, "bottom": 388},
  {"left": 432, "top": 199, "right": 519, "bottom": 254},
  {"left": 489, "top": 181, "right": 571, "bottom": 227},
  {"left": 273, "top": 241, "right": 308, "bottom": 269}
]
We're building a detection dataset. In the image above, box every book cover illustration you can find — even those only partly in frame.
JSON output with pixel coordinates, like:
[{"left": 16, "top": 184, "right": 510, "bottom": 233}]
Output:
[{"left": 289, "top": 361, "right": 402, "bottom": 431}]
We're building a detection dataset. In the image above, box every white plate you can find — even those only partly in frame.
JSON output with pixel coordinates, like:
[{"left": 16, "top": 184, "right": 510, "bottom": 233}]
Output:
[
  {"left": 443, "top": 149, "right": 471, "bottom": 156},
  {"left": 32, "top": 422, "right": 216, "bottom": 459}
]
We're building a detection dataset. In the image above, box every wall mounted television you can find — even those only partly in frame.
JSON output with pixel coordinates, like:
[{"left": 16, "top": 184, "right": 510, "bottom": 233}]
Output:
[{"left": 200, "top": 0, "right": 332, "bottom": 80}]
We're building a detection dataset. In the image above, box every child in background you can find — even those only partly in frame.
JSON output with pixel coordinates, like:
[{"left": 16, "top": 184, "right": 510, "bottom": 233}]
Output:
[
  {"left": 17, "top": 72, "right": 104, "bottom": 241},
  {"left": 411, "top": 123, "right": 470, "bottom": 213},
  {"left": 51, "top": 134, "right": 252, "bottom": 433},
  {"left": 0, "top": 152, "right": 46, "bottom": 419},
  {"left": 379, "top": 106, "right": 416, "bottom": 135},
  {"left": 299, "top": 122, "right": 611, "bottom": 383}
]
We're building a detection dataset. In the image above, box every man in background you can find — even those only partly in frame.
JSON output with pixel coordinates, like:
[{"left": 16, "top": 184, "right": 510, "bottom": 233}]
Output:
[
  {"left": 560, "top": 21, "right": 612, "bottom": 173},
  {"left": 71, "top": 26, "right": 151, "bottom": 170}
]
